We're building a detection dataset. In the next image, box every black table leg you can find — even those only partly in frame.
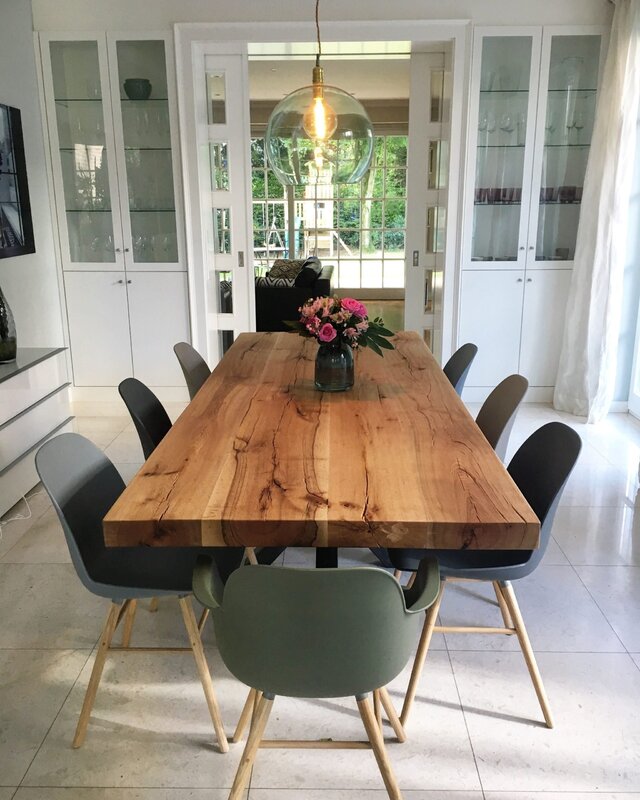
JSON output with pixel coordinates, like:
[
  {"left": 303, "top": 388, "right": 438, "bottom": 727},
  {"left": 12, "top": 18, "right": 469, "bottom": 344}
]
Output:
[{"left": 315, "top": 547, "right": 338, "bottom": 568}]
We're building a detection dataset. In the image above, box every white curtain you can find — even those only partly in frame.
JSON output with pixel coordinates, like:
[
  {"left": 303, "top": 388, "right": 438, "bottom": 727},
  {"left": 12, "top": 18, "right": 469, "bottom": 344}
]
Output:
[{"left": 553, "top": 0, "right": 640, "bottom": 422}]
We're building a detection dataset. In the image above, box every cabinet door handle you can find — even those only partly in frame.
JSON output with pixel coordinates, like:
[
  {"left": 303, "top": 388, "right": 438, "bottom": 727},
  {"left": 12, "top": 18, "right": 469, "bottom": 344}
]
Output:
[
  {"left": 516, "top": 278, "right": 523, "bottom": 282},
  {"left": 526, "top": 278, "right": 532, "bottom": 282},
  {"left": 116, "top": 279, "right": 124, "bottom": 284},
  {"left": 528, "top": 246, "right": 534, "bottom": 251},
  {"left": 115, "top": 247, "right": 122, "bottom": 253},
  {"left": 124, "top": 248, "right": 130, "bottom": 253},
  {"left": 127, "top": 279, "right": 132, "bottom": 284},
  {"left": 519, "top": 246, "right": 525, "bottom": 251}
]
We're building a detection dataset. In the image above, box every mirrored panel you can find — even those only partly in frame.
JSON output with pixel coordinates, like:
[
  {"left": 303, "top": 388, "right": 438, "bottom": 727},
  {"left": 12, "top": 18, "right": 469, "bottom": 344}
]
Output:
[
  {"left": 212, "top": 207, "right": 231, "bottom": 254},
  {"left": 206, "top": 72, "right": 227, "bottom": 125},
  {"left": 209, "top": 142, "right": 229, "bottom": 191}
]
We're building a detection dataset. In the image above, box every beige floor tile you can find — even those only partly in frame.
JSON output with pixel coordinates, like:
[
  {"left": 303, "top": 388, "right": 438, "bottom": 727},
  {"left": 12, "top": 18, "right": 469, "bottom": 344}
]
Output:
[
  {"left": 0, "top": 790, "right": 15, "bottom": 799},
  {"left": 15, "top": 791, "right": 236, "bottom": 799},
  {"left": 114, "top": 462, "right": 143, "bottom": 485},
  {"left": 0, "top": 508, "right": 70, "bottom": 564},
  {"left": 0, "top": 564, "right": 105, "bottom": 649},
  {"left": 439, "top": 566, "right": 624, "bottom": 653},
  {"left": 553, "top": 505, "right": 640, "bottom": 565},
  {"left": 0, "top": 649, "right": 89, "bottom": 786},
  {"left": 559, "top": 461, "right": 638, "bottom": 508},
  {"left": 0, "top": 489, "right": 52, "bottom": 559},
  {"left": 22, "top": 651, "right": 249, "bottom": 789},
  {"left": 484, "top": 794, "right": 640, "bottom": 800},
  {"left": 104, "top": 431, "right": 145, "bottom": 464},
  {"left": 575, "top": 566, "right": 640, "bottom": 651},
  {"left": 71, "top": 414, "right": 129, "bottom": 435},
  {"left": 249, "top": 652, "right": 480, "bottom": 792},
  {"left": 631, "top": 653, "right": 640, "bottom": 670},
  {"left": 451, "top": 651, "right": 640, "bottom": 792},
  {"left": 250, "top": 792, "right": 482, "bottom": 799}
]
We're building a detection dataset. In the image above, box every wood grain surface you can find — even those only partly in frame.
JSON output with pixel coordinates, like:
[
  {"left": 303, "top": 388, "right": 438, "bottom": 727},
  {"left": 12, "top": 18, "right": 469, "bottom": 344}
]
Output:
[{"left": 104, "top": 332, "right": 539, "bottom": 550}]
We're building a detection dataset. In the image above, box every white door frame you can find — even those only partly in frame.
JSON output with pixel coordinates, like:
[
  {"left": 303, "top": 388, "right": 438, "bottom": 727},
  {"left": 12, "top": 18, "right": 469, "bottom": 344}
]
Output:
[{"left": 175, "top": 19, "right": 470, "bottom": 364}]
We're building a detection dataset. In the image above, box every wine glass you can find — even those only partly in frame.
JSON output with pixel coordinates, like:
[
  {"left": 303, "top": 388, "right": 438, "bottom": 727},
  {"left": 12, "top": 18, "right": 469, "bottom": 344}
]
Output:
[
  {"left": 499, "top": 114, "right": 515, "bottom": 145},
  {"left": 545, "top": 112, "right": 557, "bottom": 145}
]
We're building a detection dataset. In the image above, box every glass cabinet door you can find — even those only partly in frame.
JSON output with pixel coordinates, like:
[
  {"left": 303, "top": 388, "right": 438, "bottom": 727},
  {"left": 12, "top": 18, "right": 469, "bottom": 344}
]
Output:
[
  {"left": 533, "top": 35, "right": 601, "bottom": 264},
  {"left": 112, "top": 39, "right": 179, "bottom": 266},
  {"left": 470, "top": 36, "right": 535, "bottom": 265},
  {"left": 48, "top": 40, "right": 119, "bottom": 266}
]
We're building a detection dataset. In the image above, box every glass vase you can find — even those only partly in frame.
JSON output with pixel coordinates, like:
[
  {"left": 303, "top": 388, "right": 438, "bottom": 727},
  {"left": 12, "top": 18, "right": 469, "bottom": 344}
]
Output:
[
  {"left": 314, "top": 339, "right": 354, "bottom": 392},
  {"left": 0, "top": 286, "right": 17, "bottom": 363}
]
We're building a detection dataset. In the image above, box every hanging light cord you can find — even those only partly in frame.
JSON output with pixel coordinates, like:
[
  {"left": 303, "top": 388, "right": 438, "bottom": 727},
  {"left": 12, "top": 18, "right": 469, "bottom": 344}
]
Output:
[{"left": 315, "top": 0, "right": 321, "bottom": 67}]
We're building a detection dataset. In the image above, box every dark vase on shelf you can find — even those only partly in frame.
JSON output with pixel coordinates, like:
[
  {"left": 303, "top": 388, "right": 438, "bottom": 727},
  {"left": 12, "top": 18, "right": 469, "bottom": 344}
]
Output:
[
  {"left": 0, "top": 286, "right": 17, "bottom": 363},
  {"left": 314, "top": 339, "right": 354, "bottom": 392}
]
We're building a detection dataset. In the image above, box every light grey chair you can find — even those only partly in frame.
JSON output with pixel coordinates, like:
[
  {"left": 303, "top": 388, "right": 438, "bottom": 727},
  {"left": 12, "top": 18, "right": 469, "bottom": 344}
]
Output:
[
  {"left": 174, "top": 341, "right": 211, "bottom": 400},
  {"left": 475, "top": 373, "right": 529, "bottom": 461},
  {"left": 35, "top": 433, "right": 241, "bottom": 750},
  {"left": 389, "top": 422, "right": 581, "bottom": 730},
  {"left": 442, "top": 342, "right": 478, "bottom": 395},
  {"left": 193, "top": 558, "right": 441, "bottom": 800}
]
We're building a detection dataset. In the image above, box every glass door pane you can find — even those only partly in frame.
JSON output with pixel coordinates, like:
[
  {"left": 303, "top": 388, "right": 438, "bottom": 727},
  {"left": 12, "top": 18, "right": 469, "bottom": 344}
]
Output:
[
  {"left": 49, "top": 41, "right": 116, "bottom": 263},
  {"left": 535, "top": 35, "right": 601, "bottom": 263},
  {"left": 115, "top": 40, "right": 178, "bottom": 264},
  {"left": 472, "top": 36, "right": 532, "bottom": 263}
]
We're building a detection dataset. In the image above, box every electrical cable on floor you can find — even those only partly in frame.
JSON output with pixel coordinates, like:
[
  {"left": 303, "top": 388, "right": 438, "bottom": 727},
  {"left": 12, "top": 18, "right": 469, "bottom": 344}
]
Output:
[{"left": 0, "top": 489, "right": 44, "bottom": 541}]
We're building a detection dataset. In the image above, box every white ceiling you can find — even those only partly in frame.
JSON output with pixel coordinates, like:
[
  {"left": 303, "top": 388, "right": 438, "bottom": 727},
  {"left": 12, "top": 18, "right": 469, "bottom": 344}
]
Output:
[{"left": 248, "top": 57, "right": 411, "bottom": 101}]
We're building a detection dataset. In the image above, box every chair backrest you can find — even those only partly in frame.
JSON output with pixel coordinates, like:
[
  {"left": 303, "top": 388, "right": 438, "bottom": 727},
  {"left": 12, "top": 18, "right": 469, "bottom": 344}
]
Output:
[
  {"left": 507, "top": 421, "right": 581, "bottom": 574},
  {"left": 36, "top": 432, "right": 125, "bottom": 595},
  {"left": 476, "top": 374, "right": 529, "bottom": 461},
  {"left": 443, "top": 342, "right": 478, "bottom": 395},
  {"left": 173, "top": 341, "right": 211, "bottom": 400},
  {"left": 118, "top": 377, "right": 172, "bottom": 460},
  {"left": 210, "top": 566, "right": 422, "bottom": 698}
]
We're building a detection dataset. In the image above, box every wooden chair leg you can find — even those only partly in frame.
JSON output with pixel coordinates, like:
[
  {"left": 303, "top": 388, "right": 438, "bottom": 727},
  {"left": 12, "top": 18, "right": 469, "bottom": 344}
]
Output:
[
  {"left": 400, "top": 581, "right": 445, "bottom": 726},
  {"left": 245, "top": 547, "right": 258, "bottom": 565},
  {"left": 373, "top": 688, "right": 383, "bottom": 731},
  {"left": 178, "top": 596, "right": 229, "bottom": 753},
  {"left": 73, "top": 601, "right": 122, "bottom": 748},
  {"left": 405, "top": 572, "right": 416, "bottom": 590},
  {"left": 493, "top": 581, "right": 513, "bottom": 629},
  {"left": 393, "top": 568, "right": 403, "bottom": 581},
  {"left": 232, "top": 687, "right": 258, "bottom": 743},
  {"left": 357, "top": 695, "right": 403, "bottom": 800},
  {"left": 148, "top": 597, "right": 159, "bottom": 612},
  {"left": 197, "top": 607, "right": 209, "bottom": 632},
  {"left": 121, "top": 599, "right": 138, "bottom": 647},
  {"left": 229, "top": 693, "right": 274, "bottom": 800},
  {"left": 379, "top": 687, "right": 406, "bottom": 743},
  {"left": 500, "top": 581, "right": 554, "bottom": 728}
]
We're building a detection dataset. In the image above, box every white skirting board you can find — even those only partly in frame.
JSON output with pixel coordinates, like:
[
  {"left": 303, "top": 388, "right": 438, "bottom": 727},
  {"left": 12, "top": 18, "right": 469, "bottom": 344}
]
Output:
[
  {"left": 70, "top": 385, "right": 189, "bottom": 404},
  {"left": 462, "top": 386, "right": 554, "bottom": 404}
]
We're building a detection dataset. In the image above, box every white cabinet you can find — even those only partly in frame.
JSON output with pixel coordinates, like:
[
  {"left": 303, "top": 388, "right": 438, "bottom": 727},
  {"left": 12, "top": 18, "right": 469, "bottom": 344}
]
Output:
[
  {"left": 40, "top": 33, "right": 191, "bottom": 389},
  {"left": 459, "top": 27, "right": 603, "bottom": 396},
  {"left": 460, "top": 268, "right": 572, "bottom": 393},
  {"left": 64, "top": 271, "right": 189, "bottom": 387}
]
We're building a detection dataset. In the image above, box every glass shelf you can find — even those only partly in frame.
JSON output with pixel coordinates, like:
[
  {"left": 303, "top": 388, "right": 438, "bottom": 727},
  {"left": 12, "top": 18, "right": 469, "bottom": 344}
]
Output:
[
  {"left": 130, "top": 208, "right": 175, "bottom": 213},
  {"left": 539, "top": 200, "right": 582, "bottom": 205},
  {"left": 544, "top": 143, "right": 591, "bottom": 149},
  {"left": 479, "top": 89, "right": 529, "bottom": 94},
  {"left": 66, "top": 208, "right": 113, "bottom": 213},
  {"left": 123, "top": 147, "right": 172, "bottom": 152},
  {"left": 475, "top": 201, "right": 522, "bottom": 207},
  {"left": 547, "top": 88, "right": 597, "bottom": 94},
  {"left": 477, "top": 144, "right": 526, "bottom": 149},
  {"left": 121, "top": 97, "right": 168, "bottom": 102},
  {"left": 54, "top": 98, "right": 103, "bottom": 104}
]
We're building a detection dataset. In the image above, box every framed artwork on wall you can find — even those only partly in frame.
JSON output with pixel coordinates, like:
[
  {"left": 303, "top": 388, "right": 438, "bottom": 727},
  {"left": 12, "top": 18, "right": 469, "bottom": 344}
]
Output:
[{"left": 0, "top": 103, "right": 35, "bottom": 259}]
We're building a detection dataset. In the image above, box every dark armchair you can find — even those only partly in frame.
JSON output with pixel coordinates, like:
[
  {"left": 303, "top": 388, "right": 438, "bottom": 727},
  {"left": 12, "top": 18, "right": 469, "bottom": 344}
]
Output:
[{"left": 255, "top": 264, "right": 334, "bottom": 332}]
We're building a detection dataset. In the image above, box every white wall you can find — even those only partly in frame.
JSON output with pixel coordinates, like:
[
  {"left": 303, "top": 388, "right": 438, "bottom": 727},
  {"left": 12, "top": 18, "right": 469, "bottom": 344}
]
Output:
[
  {"left": 0, "top": 0, "right": 63, "bottom": 348},
  {"left": 32, "top": 0, "right": 611, "bottom": 30}
]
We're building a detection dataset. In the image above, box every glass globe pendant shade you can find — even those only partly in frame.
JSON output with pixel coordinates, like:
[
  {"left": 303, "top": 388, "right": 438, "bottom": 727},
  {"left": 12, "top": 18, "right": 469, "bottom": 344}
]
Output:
[{"left": 265, "top": 71, "right": 374, "bottom": 186}]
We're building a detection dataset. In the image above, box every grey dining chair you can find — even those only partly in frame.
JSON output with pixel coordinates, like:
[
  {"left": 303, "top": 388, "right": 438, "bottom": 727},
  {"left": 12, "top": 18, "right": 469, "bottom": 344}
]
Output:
[
  {"left": 475, "top": 373, "right": 529, "bottom": 461},
  {"left": 193, "top": 557, "right": 441, "bottom": 800},
  {"left": 389, "top": 421, "right": 581, "bottom": 729},
  {"left": 35, "top": 432, "right": 242, "bottom": 751},
  {"left": 442, "top": 342, "right": 478, "bottom": 395},
  {"left": 119, "top": 377, "right": 171, "bottom": 460},
  {"left": 174, "top": 341, "right": 211, "bottom": 400}
]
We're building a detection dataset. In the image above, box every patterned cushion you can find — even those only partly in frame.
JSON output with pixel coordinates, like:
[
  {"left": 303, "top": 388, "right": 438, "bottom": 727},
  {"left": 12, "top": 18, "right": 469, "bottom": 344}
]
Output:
[
  {"left": 269, "top": 259, "right": 306, "bottom": 279},
  {"left": 255, "top": 275, "right": 296, "bottom": 289}
]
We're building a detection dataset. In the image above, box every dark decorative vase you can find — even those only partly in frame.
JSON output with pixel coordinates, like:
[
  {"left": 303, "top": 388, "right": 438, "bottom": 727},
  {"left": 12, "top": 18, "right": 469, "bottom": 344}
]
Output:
[
  {"left": 123, "top": 78, "right": 152, "bottom": 100},
  {"left": 314, "top": 340, "right": 354, "bottom": 392},
  {"left": 0, "top": 286, "right": 16, "bottom": 363}
]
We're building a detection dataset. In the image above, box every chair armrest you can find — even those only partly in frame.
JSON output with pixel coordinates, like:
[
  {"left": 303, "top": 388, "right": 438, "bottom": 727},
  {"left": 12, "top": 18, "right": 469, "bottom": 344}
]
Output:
[
  {"left": 192, "top": 555, "right": 225, "bottom": 609},
  {"left": 402, "top": 557, "right": 440, "bottom": 614}
]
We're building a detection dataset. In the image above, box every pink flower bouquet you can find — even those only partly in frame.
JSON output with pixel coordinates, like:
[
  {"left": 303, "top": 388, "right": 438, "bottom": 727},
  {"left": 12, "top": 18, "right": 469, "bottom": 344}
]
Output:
[{"left": 287, "top": 296, "right": 395, "bottom": 356}]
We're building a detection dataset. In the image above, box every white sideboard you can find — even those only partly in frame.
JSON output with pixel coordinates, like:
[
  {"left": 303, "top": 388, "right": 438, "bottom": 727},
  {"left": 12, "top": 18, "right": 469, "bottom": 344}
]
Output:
[{"left": 0, "top": 348, "right": 73, "bottom": 517}]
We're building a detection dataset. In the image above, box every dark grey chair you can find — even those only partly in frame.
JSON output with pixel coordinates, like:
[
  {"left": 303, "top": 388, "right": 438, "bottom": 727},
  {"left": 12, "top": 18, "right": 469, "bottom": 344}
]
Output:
[
  {"left": 442, "top": 342, "right": 478, "bottom": 395},
  {"left": 390, "top": 421, "right": 581, "bottom": 729},
  {"left": 193, "top": 557, "right": 440, "bottom": 800},
  {"left": 174, "top": 341, "right": 211, "bottom": 400},
  {"left": 475, "top": 374, "right": 529, "bottom": 461},
  {"left": 35, "top": 432, "right": 242, "bottom": 750},
  {"left": 118, "top": 377, "right": 172, "bottom": 461}
]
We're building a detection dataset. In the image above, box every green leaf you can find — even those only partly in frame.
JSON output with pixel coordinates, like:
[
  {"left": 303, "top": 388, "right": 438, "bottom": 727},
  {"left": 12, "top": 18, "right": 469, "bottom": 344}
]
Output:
[
  {"left": 366, "top": 338, "right": 383, "bottom": 356},
  {"left": 370, "top": 335, "right": 394, "bottom": 350}
]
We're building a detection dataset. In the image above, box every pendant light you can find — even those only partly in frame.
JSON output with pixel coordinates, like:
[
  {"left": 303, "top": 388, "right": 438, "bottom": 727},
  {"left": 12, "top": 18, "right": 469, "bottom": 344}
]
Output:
[{"left": 265, "top": 0, "right": 374, "bottom": 186}]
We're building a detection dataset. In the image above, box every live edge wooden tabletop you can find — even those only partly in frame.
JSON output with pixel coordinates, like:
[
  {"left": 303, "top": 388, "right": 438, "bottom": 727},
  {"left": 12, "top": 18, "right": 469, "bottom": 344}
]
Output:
[{"left": 103, "top": 331, "right": 539, "bottom": 550}]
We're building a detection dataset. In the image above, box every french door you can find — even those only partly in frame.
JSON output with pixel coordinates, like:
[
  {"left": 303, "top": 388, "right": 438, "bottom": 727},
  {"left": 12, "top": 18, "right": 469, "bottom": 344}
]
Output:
[{"left": 629, "top": 302, "right": 640, "bottom": 419}]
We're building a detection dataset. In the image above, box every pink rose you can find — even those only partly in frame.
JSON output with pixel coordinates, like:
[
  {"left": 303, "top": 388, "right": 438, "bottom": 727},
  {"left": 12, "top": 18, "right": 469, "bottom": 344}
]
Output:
[
  {"left": 341, "top": 297, "right": 368, "bottom": 318},
  {"left": 318, "top": 322, "right": 337, "bottom": 343}
]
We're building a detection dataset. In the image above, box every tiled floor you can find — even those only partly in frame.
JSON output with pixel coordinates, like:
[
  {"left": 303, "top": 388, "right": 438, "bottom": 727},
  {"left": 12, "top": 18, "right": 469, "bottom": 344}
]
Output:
[{"left": 1, "top": 402, "right": 640, "bottom": 799}]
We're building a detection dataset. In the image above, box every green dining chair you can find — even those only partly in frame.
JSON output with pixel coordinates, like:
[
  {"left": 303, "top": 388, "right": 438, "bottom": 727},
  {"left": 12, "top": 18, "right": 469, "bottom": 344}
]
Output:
[{"left": 193, "top": 557, "right": 441, "bottom": 800}]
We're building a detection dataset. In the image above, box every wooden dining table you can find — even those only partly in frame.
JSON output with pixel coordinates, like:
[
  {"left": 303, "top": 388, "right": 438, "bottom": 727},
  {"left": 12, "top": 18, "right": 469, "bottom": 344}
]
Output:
[{"left": 103, "top": 331, "right": 539, "bottom": 560}]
